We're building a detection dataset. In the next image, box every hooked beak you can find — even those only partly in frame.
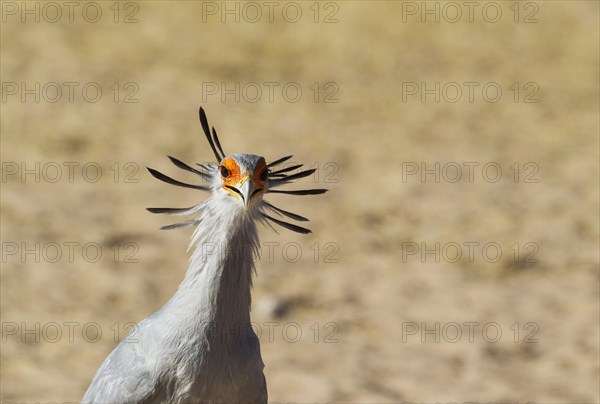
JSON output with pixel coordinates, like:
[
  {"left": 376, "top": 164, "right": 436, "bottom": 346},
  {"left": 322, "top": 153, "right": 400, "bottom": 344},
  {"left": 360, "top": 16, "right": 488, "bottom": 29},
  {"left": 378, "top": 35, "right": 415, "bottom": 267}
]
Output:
[{"left": 226, "top": 178, "right": 262, "bottom": 210}]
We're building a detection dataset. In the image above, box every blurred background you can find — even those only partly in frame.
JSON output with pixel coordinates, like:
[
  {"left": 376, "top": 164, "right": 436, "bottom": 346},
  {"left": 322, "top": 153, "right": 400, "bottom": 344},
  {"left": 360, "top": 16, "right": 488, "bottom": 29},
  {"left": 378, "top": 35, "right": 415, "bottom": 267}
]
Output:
[{"left": 1, "top": 1, "right": 598, "bottom": 402}]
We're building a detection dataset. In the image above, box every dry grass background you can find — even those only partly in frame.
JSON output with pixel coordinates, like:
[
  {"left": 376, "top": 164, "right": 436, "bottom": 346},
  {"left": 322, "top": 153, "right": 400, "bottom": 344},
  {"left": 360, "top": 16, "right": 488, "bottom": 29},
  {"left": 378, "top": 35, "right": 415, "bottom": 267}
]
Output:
[{"left": 1, "top": 1, "right": 599, "bottom": 402}]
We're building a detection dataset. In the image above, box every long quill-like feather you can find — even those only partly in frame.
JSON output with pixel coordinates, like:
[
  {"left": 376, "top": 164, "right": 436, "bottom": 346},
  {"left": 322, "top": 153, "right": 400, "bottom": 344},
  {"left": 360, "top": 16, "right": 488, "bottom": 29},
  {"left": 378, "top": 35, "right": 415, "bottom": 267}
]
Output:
[{"left": 147, "top": 168, "right": 210, "bottom": 191}]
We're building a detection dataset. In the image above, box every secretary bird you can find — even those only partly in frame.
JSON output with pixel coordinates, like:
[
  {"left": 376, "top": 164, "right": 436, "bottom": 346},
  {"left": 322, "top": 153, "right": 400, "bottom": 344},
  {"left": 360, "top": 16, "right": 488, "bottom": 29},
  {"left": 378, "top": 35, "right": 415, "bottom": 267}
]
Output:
[{"left": 82, "top": 107, "right": 326, "bottom": 403}]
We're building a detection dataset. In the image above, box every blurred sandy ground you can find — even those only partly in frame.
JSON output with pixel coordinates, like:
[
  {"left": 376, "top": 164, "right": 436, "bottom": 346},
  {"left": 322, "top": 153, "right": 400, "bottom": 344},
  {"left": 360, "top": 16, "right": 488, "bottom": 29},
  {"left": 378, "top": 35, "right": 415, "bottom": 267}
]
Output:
[{"left": 1, "top": 1, "right": 598, "bottom": 402}]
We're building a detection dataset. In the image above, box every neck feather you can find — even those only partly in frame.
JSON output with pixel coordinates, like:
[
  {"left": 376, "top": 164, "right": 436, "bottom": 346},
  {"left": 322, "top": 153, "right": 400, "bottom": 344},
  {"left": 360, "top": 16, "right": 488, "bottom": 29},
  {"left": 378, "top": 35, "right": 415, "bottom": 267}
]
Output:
[{"left": 164, "top": 196, "right": 259, "bottom": 338}]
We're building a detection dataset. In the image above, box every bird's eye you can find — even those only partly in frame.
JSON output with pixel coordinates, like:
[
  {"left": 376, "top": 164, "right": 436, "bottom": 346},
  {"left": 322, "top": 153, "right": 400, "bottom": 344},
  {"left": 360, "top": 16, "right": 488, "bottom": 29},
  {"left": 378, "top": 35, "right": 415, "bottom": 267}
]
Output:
[
  {"left": 260, "top": 169, "right": 268, "bottom": 182},
  {"left": 220, "top": 165, "right": 230, "bottom": 178}
]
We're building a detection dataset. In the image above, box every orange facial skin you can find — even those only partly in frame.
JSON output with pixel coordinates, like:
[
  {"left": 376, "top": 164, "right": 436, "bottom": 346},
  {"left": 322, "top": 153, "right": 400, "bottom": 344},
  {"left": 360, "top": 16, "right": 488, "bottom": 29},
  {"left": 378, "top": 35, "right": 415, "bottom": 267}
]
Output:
[
  {"left": 252, "top": 157, "right": 268, "bottom": 189},
  {"left": 220, "top": 157, "right": 245, "bottom": 187}
]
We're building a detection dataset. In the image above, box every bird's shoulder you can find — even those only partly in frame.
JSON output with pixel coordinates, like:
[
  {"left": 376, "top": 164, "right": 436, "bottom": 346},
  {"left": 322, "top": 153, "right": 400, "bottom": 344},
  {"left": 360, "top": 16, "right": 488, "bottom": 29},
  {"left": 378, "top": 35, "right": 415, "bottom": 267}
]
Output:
[{"left": 82, "top": 318, "right": 163, "bottom": 403}]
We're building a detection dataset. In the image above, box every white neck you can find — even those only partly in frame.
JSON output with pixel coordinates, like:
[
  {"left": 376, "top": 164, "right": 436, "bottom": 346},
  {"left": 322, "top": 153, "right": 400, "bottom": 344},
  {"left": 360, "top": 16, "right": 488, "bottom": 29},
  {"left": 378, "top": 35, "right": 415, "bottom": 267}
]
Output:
[{"left": 160, "top": 196, "right": 259, "bottom": 342}]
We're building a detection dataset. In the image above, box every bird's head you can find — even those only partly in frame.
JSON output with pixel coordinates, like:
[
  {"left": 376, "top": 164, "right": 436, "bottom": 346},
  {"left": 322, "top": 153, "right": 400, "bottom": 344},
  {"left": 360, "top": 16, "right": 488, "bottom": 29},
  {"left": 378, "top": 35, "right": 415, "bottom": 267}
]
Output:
[
  {"left": 216, "top": 153, "right": 268, "bottom": 211},
  {"left": 147, "top": 107, "right": 327, "bottom": 233}
]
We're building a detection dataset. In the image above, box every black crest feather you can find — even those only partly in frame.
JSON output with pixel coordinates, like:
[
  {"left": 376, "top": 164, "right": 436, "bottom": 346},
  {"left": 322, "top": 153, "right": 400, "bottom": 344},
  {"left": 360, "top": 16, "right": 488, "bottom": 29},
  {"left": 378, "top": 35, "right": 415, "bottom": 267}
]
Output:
[
  {"left": 267, "top": 189, "right": 328, "bottom": 196},
  {"left": 262, "top": 213, "right": 312, "bottom": 234},
  {"left": 147, "top": 168, "right": 210, "bottom": 191},
  {"left": 199, "top": 107, "right": 224, "bottom": 163},
  {"left": 268, "top": 155, "right": 293, "bottom": 168}
]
